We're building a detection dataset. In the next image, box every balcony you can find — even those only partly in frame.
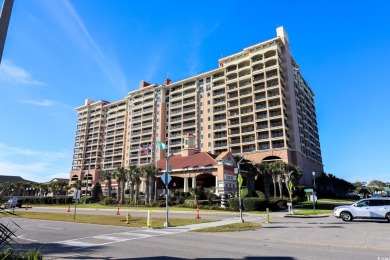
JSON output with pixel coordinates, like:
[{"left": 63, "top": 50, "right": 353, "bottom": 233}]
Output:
[
  {"left": 214, "top": 116, "right": 226, "bottom": 122},
  {"left": 215, "top": 142, "right": 228, "bottom": 147},
  {"left": 253, "top": 76, "right": 264, "bottom": 83}
]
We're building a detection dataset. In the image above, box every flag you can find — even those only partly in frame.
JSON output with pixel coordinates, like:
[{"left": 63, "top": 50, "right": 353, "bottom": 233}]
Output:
[
  {"left": 156, "top": 141, "right": 167, "bottom": 150},
  {"left": 140, "top": 145, "right": 147, "bottom": 153}
]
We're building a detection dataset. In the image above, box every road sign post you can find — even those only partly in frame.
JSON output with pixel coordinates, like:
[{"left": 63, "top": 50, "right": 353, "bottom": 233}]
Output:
[
  {"left": 237, "top": 173, "right": 244, "bottom": 223},
  {"left": 162, "top": 153, "right": 173, "bottom": 227}
]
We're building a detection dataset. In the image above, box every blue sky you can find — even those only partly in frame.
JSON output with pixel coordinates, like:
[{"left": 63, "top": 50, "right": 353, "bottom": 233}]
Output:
[{"left": 1, "top": 0, "right": 389, "bottom": 184}]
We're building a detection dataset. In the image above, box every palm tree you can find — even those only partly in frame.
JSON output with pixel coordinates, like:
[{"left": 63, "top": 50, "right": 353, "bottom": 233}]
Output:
[
  {"left": 50, "top": 182, "right": 60, "bottom": 196},
  {"left": 114, "top": 167, "right": 127, "bottom": 204},
  {"left": 270, "top": 161, "right": 285, "bottom": 198},
  {"left": 255, "top": 162, "right": 273, "bottom": 201},
  {"left": 127, "top": 165, "right": 140, "bottom": 204},
  {"left": 71, "top": 180, "right": 82, "bottom": 191},
  {"left": 141, "top": 164, "right": 151, "bottom": 205},
  {"left": 56, "top": 181, "right": 67, "bottom": 196},
  {"left": 143, "top": 163, "right": 159, "bottom": 204},
  {"left": 101, "top": 171, "right": 113, "bottom": 197}
]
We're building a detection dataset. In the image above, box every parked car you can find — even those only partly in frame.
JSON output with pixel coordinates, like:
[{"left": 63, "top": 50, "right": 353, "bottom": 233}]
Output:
[
  {"left": 3, "top": 197, "right": 23, "bottom": 209},
  {"left": 370, "top": 194, "right": 382, "bottom": 198},
  {"left": 333, "top": 198, "right": 390, "bottom": 222}
]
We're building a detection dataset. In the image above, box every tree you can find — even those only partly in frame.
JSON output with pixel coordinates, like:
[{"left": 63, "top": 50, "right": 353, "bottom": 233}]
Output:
[
  {"left": 141, "top": 163, "right": 159, "bottom": 204},
  {"left": 101, "top": 171, "right": 113, "bottom": 197},
  {"left": 71, "top": 180, "right": 82, "bottom": 192},
  {"left": 114, "top": 167, "right": 127, "bottom": 204},
  {"left": 269, "top": 161, "right": 285, "bottom": 198},
  {"left": 91, "top": 182, "right": 103, "bottom": 201},
  {"left": 255, "top": 162, "right": 273, "bottom": 201},
  {"left": 127, "top": 164, "right": 140, "bottom": 204},
  {"left": 233, "top": 155, "right": 257, "bottom": 197},
  {"left": 368, "top": 180, "right": 386, "bottom": 188}
]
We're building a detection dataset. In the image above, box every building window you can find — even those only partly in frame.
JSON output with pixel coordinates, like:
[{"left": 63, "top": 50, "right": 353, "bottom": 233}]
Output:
[{"left": 208, "top": 142, "right": 211, "bottom": 147}]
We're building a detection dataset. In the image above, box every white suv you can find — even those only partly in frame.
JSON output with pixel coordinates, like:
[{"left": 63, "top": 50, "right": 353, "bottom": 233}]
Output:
[{"left": 333, "top": 198, "right": 390, "bottom": 222}]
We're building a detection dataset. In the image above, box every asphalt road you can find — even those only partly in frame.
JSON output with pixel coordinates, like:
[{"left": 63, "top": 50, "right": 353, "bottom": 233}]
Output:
[{"left": 3, "top": 209, "right": 390, "bottom": 260}]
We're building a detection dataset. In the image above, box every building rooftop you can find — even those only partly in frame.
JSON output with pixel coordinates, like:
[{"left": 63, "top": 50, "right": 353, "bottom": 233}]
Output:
[{"left": 156, "top": 152, "right": 218, "bottom": 171}]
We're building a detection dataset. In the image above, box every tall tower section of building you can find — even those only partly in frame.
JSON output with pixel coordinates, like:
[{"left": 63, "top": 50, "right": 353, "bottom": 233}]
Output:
[{"left": 69, "top": 26, "right": 323, "bottom": 187}]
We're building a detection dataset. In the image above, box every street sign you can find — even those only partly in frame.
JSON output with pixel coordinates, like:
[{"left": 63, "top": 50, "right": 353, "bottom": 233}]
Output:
[
  {"left": 237, "top": 174, "right": 243, "bottom": 188},
  {"left": 304, "top": 188, "right": 313, "bottom": 193},
  {"left": 161, "top": 172, "right": 172, "bottom": 186}
]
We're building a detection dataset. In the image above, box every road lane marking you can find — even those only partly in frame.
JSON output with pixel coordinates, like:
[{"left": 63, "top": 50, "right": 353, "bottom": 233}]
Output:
[
  {"left": 24, "top": 225, "right": 64, "bottom": 230},
  {"left": 16, "top": 235, "right": 38, "bottom": 242}
]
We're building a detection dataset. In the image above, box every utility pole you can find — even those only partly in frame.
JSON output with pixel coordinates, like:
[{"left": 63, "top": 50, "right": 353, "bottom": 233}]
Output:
[{"left": 0, "top": 0, "right": 14, "bottom": 64}]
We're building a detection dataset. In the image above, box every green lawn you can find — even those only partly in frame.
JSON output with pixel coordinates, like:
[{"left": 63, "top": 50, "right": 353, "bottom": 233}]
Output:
[
  {"left": 192, "top": 222, "right": 261, "bottom": 232},
  {"left": 293, "top": 209, "right": 332, "bottom": 215},
  {"left": 6, "top": 211, "right": 213, "bottom": 229}
]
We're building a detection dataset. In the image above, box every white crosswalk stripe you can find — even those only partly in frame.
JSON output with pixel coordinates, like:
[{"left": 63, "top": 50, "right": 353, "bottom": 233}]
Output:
[{"left": 49, "top": 228, "right": 183, "bottom": 250}]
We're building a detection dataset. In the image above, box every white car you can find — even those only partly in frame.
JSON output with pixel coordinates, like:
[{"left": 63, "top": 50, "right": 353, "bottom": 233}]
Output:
[{"left": 333, "top": 198, "right": 390, "bottom": 222}]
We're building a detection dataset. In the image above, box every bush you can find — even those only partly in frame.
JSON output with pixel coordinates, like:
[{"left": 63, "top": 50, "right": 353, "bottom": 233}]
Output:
[
  {"left": 228, "top": 197, "right": 269, "bottom": 211},
  {"left": 79, "top": 196, "right": 98, "bottom": 204},
  {"left": 242, "top": 197, "right": 264, "bottom": 211},
  {"left": 256, "top": 191, "right": 265, "bottom": 200},
  {"left": 100, "top": 197, "right": 115, "bottom": 205},
  {"left": 228, "top": 198, "right": 240, "bottom": 211},
  {"left": 0, "top": 248, "right": 43, "bottom": 259},
  {"left": 268, "top": 198, "right": 287, "bottom": 210}
]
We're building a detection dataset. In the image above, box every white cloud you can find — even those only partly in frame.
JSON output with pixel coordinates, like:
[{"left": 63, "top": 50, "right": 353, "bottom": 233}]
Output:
[
  {"left": 22, "top": 99, "right": 54, "bottom": 106},
  {"left": 0, "top": 143, "right": 71, "bottom": 183},
  {"left": 0, "top": 60, "right": 45, "bottom": 86}
]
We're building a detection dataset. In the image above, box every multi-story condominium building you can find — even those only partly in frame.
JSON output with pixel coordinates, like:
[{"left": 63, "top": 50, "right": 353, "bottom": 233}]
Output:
[{"left": 69, "top": 26, "right": 323, "bottom": 193}]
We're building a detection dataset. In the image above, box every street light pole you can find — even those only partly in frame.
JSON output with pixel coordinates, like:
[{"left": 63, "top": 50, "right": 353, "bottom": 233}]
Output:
[
  {"left": 312, "top": 171, "right": 316, "bottom": 213},
  {"left": 164, "top": 153, "right": 173, "bottom": 228},
  {"left": 237, "top": 157, "right": 244, "bottom": 223},
  {"left": 286, "top": 171, "right": 294, "bottom": 214}
]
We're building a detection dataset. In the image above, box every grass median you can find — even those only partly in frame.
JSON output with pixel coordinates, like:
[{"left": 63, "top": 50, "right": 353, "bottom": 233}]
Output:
[
  {"left": 192, "top": 222, "right": 261, "bottom": 232},
  {"left": 6, "top": 211, "right": 213, "bottom": 229}
]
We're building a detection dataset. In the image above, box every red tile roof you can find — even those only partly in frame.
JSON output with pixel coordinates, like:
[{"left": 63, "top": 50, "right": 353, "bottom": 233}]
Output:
[{"left": 156, "top": 152, "right": 218, "bottom": 170}]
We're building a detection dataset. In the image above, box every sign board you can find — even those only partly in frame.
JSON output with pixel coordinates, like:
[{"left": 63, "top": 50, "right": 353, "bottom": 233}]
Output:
[
  {"left": 304, "top": 189, "right": 313, "bottom": 193},
  {"left": 237, "top": 174, "right": 243, "bottom": 188},
  {"left": 161, "top": 172, "right": 172, "bottom": 186},
  {"left": 310, "top": 195, "right": 317, "bottom": 202},
  {"left": 73, "top": 190, "right": 81, "bottom": 200}
]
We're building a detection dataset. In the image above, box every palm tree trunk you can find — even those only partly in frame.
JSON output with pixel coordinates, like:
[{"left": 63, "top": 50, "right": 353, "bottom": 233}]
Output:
[
  {"left": 121, "top": 180, "right": 126, "bottom": 204},
  {"left": 145, "top": 178, "right": 150, "bottom": 205},
  {"left": 150, "top": 176, "right": 156, "bottom": 203},
  {"left": 130, "top": 183, "right": 135, "bottom": 204},
  {"left": 135, "top": 180, "right": 140, "bottom": 205},
  {"left": 272, "top": 175, "right": 277, "bottom": 198},
  {"left": 263, "top": 175, "right": 271, "bottom": 201},
  {"left": 277, "top": 175, "right": 283, "bottom": 198}
]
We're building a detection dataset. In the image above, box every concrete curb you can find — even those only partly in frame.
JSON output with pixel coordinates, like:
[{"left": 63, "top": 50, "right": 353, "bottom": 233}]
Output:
[{"left": 284, "top": 214, "right": 330, "bottom": 218}]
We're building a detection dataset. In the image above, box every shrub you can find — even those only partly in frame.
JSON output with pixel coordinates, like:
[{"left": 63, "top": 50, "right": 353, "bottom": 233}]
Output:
[
  {"left": 256, "top": 191, "right": 265, "bottom": 200},
  {"left": 242, "top": 197, "right": 262, "bottom": 211},
  {"left": 228, "top": 197, "right": 240, "bottom": 211},
  {"left": 100, "top": 197, "right": 115, "bottom": 205},
  {"left": 268, "top": 198, "right": 287, "bottom": 210}
]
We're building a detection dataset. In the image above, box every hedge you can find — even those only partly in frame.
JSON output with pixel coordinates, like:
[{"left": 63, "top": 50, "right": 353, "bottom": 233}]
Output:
[{"left": 227, "top": 197, "right": 287, "bottom": 211}]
